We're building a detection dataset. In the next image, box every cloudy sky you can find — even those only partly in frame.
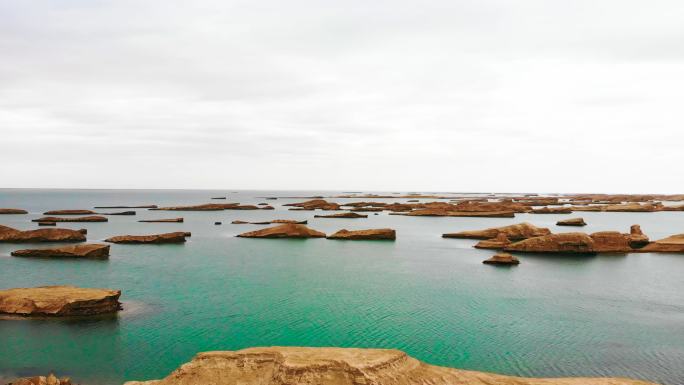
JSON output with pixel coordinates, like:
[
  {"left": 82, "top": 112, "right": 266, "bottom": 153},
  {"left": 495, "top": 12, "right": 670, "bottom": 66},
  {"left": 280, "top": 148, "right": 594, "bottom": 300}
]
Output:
[{"left": 1, "top": 0, "right": 682, "bottom": 192}]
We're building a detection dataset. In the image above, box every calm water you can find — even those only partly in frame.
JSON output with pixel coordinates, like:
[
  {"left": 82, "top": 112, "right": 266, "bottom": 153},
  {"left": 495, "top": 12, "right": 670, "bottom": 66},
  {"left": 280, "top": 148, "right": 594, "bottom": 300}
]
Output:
[{"left": 0, "top": 189, "right": 683, "bottom": 385}]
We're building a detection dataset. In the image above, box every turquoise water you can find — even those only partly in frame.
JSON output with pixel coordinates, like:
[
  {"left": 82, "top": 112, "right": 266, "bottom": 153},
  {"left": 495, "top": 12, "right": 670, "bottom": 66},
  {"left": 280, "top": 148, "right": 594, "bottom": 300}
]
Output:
[{"left": 0, "top": 189, "right": 683, "bottom": 385}]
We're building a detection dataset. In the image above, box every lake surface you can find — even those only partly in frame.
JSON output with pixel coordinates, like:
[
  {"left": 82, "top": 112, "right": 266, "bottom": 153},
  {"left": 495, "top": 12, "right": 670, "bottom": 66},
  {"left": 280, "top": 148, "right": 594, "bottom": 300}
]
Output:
[{"left": 0, "top": 189, "right": 683, "bottom": 385}]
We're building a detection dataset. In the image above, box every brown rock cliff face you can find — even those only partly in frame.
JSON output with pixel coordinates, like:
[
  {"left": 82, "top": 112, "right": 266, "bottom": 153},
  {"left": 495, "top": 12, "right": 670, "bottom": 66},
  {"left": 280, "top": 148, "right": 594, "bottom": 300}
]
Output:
[
  {"left": 557, "top": 218, "right": 587, "bottom": 226},
  {"left": 43, "top": 210, "right": 96, "bottom": 215},
  {"left": 314, "top": 212, "right": 368, "bottom": 218},
  {"left": 32, "top": 216, "right": 108, "bottom": 223},
  {"left": 237, "top": 224, "right": 326, "bottom": 238},
  {"left": 327, "top": 229, "right": 396, "bottom": 240},
  {"left": 105, "top": 232, "right": 188, "bottom": 244},
  {"left": 151, "top": 203, "right": 239, "bottom": 211},
  {"left": 474, "top": 233, "right": 512, "bottom": 249},
  {"left": 0, "top": 208, "right": 28, "bottom": 214},
  {"left": 284, "top": 200, "right": 341, "bottom": 210},
  {"left": 11, "top": 244, "right": 110, "bottom": 259},
  {"left": 638, "top": 234, "right": 684, "bottom": 253},
  {"left": 443, "top": 223, "right": 551, "bottom": 240},
  {"left": 506, "top": 233, "right": 596, "bottom": 254},
  {"left": 0, "top": 225, "right": 86, "bottom": 243},
  {"left": 0, "top": 286, "right": 121, "bottom": 317},
  {"left": 122, "top": 347, "right": 656, "bottom": 385}
]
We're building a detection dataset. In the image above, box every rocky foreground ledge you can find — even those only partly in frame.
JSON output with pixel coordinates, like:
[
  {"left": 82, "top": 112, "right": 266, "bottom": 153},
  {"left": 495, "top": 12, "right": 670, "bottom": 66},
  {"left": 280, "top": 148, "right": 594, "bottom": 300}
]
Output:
[
  {"left": 0, "top": 286, "right": 121, "bottom": 317},
  {"left": 123, "top": 346, "right": 656, "bottom": 385}
]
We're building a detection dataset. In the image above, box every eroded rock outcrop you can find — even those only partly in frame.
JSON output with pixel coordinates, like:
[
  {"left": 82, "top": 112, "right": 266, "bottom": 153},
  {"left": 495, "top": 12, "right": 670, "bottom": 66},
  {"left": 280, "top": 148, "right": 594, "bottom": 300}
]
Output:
[
  {"left": 557, "top": 218, "right": 587, "bottom": 226},
  {"left": 5, "top": 373, "right": 73, "bottom": 385},
  {"left": 32, "top": 216, "right": 108, "bottom": 223},
  {"left": 139, "top": 218, "right": 184, "bottom": 223},
  {"left": 327, "top": 228, "right": 396, "bottom": 240},
  {"left": 505, "top": 233, "right": 596, "bottom": 254},
  {"left": 284, "top": 199, "right": 341, "bottom": 210},
  {"left": 43, "top": 210, "right": 96, "bottom": 215},
  {"left": 151, "top": 203, "right": 238, "bottom": 211},
  {"left": 530, "top": 207, "right": 572, "bottom": 214},
  {"left": 105, "top": 232, "right": 189, "bottom": 244},
  {"left": 0, "top": 208, "right": 27, "bottom": 214},
  {"left": 628, "top": 225, "right": 649, "bottom": 248},
  {"left": 483, "top": 253, "right": 520, "bottom": 265},
  {"left": 122, "top": 346, "right": 656, "bottom": 385},
  {"left": 474, "top": 233, "right": 512, "bottom": 249},
  {"left": 404, "top": 209, "right": 515, "bottom": 218},
  {"left": 0, "top": 225, "right": 86, "bottom": 243},
  {"left": 95, "top": 205, "right": 157, "bottom": 209},
  {"left": 11, "top": 244, "right": 110, "bottom": 259},
  {"left": 0, "top": 286, "right": 121, "bottom": 317},
  {"left": 314, "top": 212, "right": 368, "bottom": 218},
  {"left": 237, "top": 224, "right": 325, "bottom": 238},
  {"left": 443, "top": 223, "right": 551, "bottom": 240},
  {"left": 638, "top": 234, "right": 684, "bottom": 253}
]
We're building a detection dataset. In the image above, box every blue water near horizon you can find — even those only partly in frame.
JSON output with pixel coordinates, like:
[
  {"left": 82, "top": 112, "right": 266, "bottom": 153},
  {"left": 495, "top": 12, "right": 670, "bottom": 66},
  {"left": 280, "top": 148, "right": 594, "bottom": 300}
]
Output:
[{"left": 0, "top": 189, "right": 683, "bottom": 385}]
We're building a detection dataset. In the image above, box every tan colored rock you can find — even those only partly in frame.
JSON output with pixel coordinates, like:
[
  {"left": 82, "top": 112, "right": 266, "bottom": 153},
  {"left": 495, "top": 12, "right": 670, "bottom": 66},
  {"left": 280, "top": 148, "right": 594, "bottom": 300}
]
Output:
[
  {"left": 0, "top": 225, "right": 86, "bottom": 243},
  {"left": 350, "top": 207, "right": 385, "bottom": 212},
  {"left": 405, "top": 209, "right": 515, "bottom": 218},
  {"left": 638, "top": 234, "right": 684, "bottom": 253},
  {"left": 0, "top": 286, "right": 121, "bottom": 317},
  {"left": 122, "top": 346, "right": 655, "bottom": 385},
  {"left": 95, "top": 205, "right": 157, "bottom": 208},
  {"left": 604, "top": 203, "right": 660, "bottom": 212},
  {"left": 284, "top": 199, "right": 341, "bottom": 210},
  {"left": 557, "top": 218, "right": 586, "bottom": 226},
  {"left": 237, "top": 224, "right": 325, "bottom": 238},
  {"left": 483, "top": 252, "right": 520, "bottom": 265},
  {"left": 151, "top": 203, "right": 238, "bottom": 211},
  {"left": 443, "top": 222, "right": 551, "bottom": 240},
  {"left": 506, "top": 233, "right": 596, "bottom": 254},
  {"left": 315, "top": 212, "right": 368, "bottom": 218},
  {"left": 32, "top": 216, "right": 108, "bottom": 223},
  {"left": 474, "top": 233, "right": 512, "bottom": 249},
  {"left": 5, "top": 373, "right": 72, "bottom": 385},
  {"left": 0, "top": 208, "right": 28, "bottom": 214},
  {"left": 327, "top": 228, "right": 396, "bottom": 240},
  {"left": 105, "top": 232, "right": 188, "bottom": 244},
  {"left": 43, "top": 210, "right": 96, "bottom": 215},
  {"left": 11, "top": 244, "right": 110, "bottom": 259},
  {"left": 99, "top": 211, "right": 136, "bottom": 215},
  {"left": 628, "top": 225, "right": 649, "bottom": 248},
  {"left": 590, "top": 232, "right": 633, "bottom": 253},
  {"left": 139, "top": 218, "right": 184, "bottom": 223}
]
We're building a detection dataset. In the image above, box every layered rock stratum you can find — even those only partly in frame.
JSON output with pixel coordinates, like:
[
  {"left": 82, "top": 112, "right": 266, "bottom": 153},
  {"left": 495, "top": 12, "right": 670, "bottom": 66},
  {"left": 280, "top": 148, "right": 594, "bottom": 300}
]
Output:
[{"left": 0, "top": 286, "right": 121, "bottom": 317}]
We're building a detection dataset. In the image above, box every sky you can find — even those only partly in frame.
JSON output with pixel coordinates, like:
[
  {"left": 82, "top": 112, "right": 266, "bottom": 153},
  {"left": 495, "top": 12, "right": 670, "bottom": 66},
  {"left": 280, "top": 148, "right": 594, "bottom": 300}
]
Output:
[{"left": 1, "top": 0, "right": 683, "bottom": 193}]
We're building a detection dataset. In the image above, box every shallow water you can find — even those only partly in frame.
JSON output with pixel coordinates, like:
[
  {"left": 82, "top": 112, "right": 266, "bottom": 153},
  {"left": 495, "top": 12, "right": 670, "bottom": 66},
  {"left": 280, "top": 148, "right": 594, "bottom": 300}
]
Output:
[{"left": 0, "top": 189, "right": 683, "bottom": 385}]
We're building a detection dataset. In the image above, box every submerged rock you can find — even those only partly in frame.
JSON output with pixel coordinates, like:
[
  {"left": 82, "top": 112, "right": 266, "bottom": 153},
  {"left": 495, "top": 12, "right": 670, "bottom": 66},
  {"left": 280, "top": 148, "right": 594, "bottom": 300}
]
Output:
[
  {"left": 483, "top": 252, "right": 520, "bottom": 265},
  {"left": 122, "top": 346, "right": 656, "bottom": 385},
  {"left": 327, "top": 228, "right": 396, "bottom": 240},
  {"left": 32, "top": 216, "right": 108, "bottom": 223},
  {"left": 557, "top": 218, "right": 587, "bottom": 226},
  {"left": 237, "top": 224, "right": 325, "bottom": 238},
  {"left": 0, "top": 208, "right": 27, "bottom": 214},
  {"left": 0, "top": 225, "right": 86, "bottom": 243},
  {"left": 443, "top": 222, "right": 551, "bottom": 240},
  {"left": 11, "top": 244, "right": 110, "bottom": 259},
  {"left": 105, "top": 232, "right": 189, "bottom": 244},
  {"left": 138, "top": 218, "right": 184, "bottom": 223},
  {"left": 314, "top": 212, "right": 368, "bottom": 218},
  {"left": 0, "top": 286, "right": 121, "bottom": 317}
]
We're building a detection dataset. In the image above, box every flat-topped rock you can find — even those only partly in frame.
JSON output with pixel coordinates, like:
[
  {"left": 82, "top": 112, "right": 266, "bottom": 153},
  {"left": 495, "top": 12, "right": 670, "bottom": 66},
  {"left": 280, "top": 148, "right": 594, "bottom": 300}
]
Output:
[
  {"left": 506, "top": 233, "right": 596, "bottom": 254},
  {"left": 0, "top": 208, "right": 27, "bottom": 214},
  {"left": 32, "top": 216, "right": 108, "bottom": 223},
  {"left": 5, "top": 374, "right": 73, "bottom": 385},
  {"left": 557, "top": 218, "right": 587, "bottom": 226},
  {"left": 405, "top": 209, "right": 515, "bottom": 218},
  {"left": 152, "top": 203, "right": 238, "bottom": 211},
  {"left": 483, "top": 252, "right": 520, "bottom": 265},
  {"left": 530, "top": 207, "right": 573, "bottom": 214},
  {"left": 99, "top": 210, "right": 136, "bottom": 215},
  {"left": 638, "top": 234, "right": 684, "bottom": 253},
  {"left": 314, "top": 212, "right": 368, "bottom": 218},
  {"left": 0, "top": 225, "right": 86, "bottom": 243},
  {"left": 11, "top": 244, "right": 110, "bottom": 259},
  {"left": 95, "top": 205, "right": 157, "bottom": 208},
  {"left": 122, "top": 346, "right": 656, "bottom": 385},
  {"left": 443, "top": 222, "right": 551, "bottom": 240},
  {"left": 43, "top": 210, "right": 96, "bottom": 215},
  {"left": 474, "top": 233, "right": 512, "bottom": 249},
  {"left": 105, "top": 232, "right": 189, "bottom": 244},
  {"left": 139, "top": 218, "right": 184, "bottom": 223},
  {"left": 0, "top": 286, "right": 121, "bottom": 317},
  {"left": 237, "top": 224, "right": 325, "bottom": 238},
  {"left": 327, "top": 228, "right": 396, "bottom": 240},
  {"left": 241, "top": 220, "right": 308, "bottom": 225}
]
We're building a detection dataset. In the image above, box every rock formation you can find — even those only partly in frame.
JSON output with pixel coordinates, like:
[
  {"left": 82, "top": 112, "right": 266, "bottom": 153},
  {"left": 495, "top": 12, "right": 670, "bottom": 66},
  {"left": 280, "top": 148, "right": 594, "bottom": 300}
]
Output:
[
  {"left": 0, "top": 225, "right": 86, "bottom": 243},
  {"left": 105, "top": 232, "right": 189, "bottom": 244},
  {"left": 404, "top": 209, "right": 515, "bottom": 218},
  {"left": 557, "top": 218, "right": 587, "bottom": 226},
  {"left": 11, "top": 244, "right": 110, "bottom": 259},
  {"left": 32, "top": 216, "right": 108, "bottom": 223},
  {"left": 505, "top": 233, "right": 596, "bottom": 254},
  {"left": 122, "top": 346, "right": 656, "bottom": 385},
  {"left": 530, "top": 207, "right": 573, "bottom": 214},
  {"left": 0, "top": 286, "right": 121, "bottom": 317},
  {"left": 443, "top": 223, "right": 551, "bottom": 240},
  {"left": 139, "top": 218, "right": 184, "bottom": 223},
  {"left": 637, "top": 234, "right": 684, "bottom": 253},
  {"left": 151, "top": 203, "right": 239, "bottom": 211},
  {"left": 95, "top": 205, "right": 157, "bottom": 208},
  {"left": 483, "top": 252, "right": 520, "bottom": 265},
  {"left": 37, "top": 222, "right": 56, "bottom": 226},
  {"left": 0, "top": 208, "right": 27, "bottom": 214},
  {"left": 237, "top": 224, "right": 325, "bottom": 238},
  {"left": 4, "top": 373, "right": 73, "bottom": 385},
  {"left": 628, "top": 225, "right": 649, "bottom": 248},
  {"left": 327, "top": 228, "right": 396, "bottom": 240},
  {"left": 99, "top": 211, "right": 136, "bottom": 215},
  {"left": 284, "top": 199, "right": 341, "bottom": 210},
  {"left": 247, "top": 220, "right": 307, "bottom": 225},
  {"left": 314, "top": 212, "right": 368, "bottom": 218},
  {"left": 43, "top": 210, "right": 96, "bottom": 215},
  {"left": 474, "top": 233, "right": 512, "bottom": 249}
]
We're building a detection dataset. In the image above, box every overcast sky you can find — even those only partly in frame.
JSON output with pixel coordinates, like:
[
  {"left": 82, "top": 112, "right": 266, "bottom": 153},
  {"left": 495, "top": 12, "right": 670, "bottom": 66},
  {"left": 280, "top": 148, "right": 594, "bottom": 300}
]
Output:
[{"left": 1, "top": 0, "right": 682, "bottom": 193}]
